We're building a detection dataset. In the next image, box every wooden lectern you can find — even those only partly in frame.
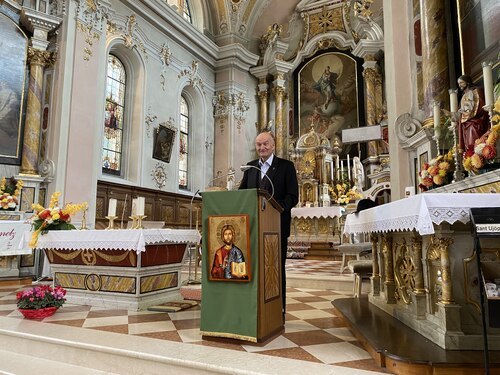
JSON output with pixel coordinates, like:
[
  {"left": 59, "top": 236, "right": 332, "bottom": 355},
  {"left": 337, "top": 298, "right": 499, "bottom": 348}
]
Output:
[{"left": 200, "top": 189, "right": 284, "bottom": 342}]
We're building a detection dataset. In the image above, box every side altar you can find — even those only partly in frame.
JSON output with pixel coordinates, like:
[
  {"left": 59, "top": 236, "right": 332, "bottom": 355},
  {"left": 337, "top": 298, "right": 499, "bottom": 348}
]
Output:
[
  {"left": 344, "top": 193, "right": 500, "bottom": 350},
  {"left": 20, "top": 228, "right": 201, "bottom": 310}
]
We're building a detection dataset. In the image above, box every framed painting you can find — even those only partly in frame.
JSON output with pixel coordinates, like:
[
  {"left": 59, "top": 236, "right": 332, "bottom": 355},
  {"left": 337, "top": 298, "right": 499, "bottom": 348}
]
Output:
[
  {"left": 152, "top": 123, "right": 176, "bottom": 163},
  {"left": 296, "top": 51, "right": 364, "bottom": 156},
  {"left": 207, "top": 214, "right": 251, "bottom": 282},
  {"left": 0, "top": 14, "right": 28, "bottom": 164}
]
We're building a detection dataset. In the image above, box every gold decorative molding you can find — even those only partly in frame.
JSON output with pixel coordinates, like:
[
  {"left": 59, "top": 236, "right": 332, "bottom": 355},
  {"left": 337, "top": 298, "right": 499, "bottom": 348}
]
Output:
[
  {"left": 178, "top": 60, "right": 205, "bottom": 93},
  {"left": 27, "top": 48, "right": 55, "bottom": 66},
  {"left": 76, "top": 21, "right": 100, "bottom": 61},
  {"left": 394, "top": 238, "right": 415, "bottom": 304},
  {"left": 121, "top": 14, "right": 147, "bottom": 58}
]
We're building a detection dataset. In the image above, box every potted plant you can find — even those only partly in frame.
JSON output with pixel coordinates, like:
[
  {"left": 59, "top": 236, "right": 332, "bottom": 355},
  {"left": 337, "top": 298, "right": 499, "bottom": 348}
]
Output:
[{"left": 16, "top": 284, "right": 67, "bottom": 319}]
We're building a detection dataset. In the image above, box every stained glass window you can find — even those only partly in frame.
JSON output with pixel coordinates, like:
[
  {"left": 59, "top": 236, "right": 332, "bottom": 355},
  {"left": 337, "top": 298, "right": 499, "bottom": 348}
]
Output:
[
  {"left": 166, "top": 0, "right": 192, "bottom": 23},
  {"left": 102, "top": 55, "right": 126, "bottom": 176},
  {"left": 178, "top": 96, "right": 189, "bottom": 189}
]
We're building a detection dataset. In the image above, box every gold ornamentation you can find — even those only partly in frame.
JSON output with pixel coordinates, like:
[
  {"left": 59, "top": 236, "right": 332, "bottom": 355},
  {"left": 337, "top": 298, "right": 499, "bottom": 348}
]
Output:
[
  {"left": 353, "top": 0, "right": 374, "bottom": 19},
  {"left": 27, "top": 48, "right": 55, "bottom": 66},
  {"left": 259, "top": 23, "right": 282, "bottom": 55},
  {"left": 300, "top": 150, "right": 316, "bottom": 178},
  {"left": 394, "top": 239, "right": 415, "bottom": 304},
  {"left": 77, "top": 21, "right": 100, "bottom": 61},
  {"left": 264, "top": 233, "right": 280, "bottom": 302},
  {"left": 308, "top": 6, "right": 345, "bottom": 39},
  {"left": 178, "top": 60, "right": 205, "bottom": 93},
  {"left": 121, "top": 14, "right": 147, "bottom": 58}
]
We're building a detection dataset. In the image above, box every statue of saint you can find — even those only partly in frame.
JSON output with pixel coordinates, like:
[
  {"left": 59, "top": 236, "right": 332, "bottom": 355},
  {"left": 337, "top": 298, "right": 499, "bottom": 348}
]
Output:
[{"left": 456, "top": 75, "right": 490, "bottom": 153}]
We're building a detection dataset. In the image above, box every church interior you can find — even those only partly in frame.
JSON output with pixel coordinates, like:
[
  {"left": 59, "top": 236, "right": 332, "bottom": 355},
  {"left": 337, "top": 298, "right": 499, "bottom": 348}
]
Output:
[{"left": 0, "top": 0, "right": 499, "bottom": 373}]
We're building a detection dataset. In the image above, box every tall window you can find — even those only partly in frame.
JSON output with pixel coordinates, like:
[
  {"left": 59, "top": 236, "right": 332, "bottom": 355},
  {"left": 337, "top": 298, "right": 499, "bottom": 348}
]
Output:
[
  {"left": 102, "top": 55, "right": 126, "bottom": 176},
  {"left": 178, "top": 96, "right": 189, "bottom": 189},
  {"left": 166, "top": 0, "right": 192, "bottom": 23}
]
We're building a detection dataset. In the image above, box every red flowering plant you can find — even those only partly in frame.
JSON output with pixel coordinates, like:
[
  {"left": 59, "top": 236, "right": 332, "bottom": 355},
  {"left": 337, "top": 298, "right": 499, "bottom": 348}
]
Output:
[
  {"left": 16, "top": 284, "right": 66, "bottom": 310},
  {"left": 418, "top": 150, "right": 455, "bottom": 191}
]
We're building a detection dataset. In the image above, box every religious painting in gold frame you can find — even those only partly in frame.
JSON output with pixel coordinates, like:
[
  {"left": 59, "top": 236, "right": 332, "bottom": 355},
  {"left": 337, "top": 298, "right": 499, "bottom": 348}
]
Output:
[
  {"left": 0, "top": 14, "right": 28, "bottom": 164},
  {"left": 153, "top": 124, "right": 176, "bottom": 163},
  {"left": 207, "top": 214, "right": 250, "bottom": 282},
  {"left": 296, "top": 52, "right": 363, "bottom": 155}
]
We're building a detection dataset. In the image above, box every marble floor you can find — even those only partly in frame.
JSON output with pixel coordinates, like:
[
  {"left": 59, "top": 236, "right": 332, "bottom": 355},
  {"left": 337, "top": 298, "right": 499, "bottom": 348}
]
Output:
[{"left": 0, "top": 260, "right": 388, "bottom": 374}]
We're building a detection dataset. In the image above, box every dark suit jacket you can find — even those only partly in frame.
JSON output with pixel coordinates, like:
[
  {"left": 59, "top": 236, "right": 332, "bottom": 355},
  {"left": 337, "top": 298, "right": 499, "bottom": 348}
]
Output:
[{"left": 239, "top": 155, "right": 299, "bottom": 238}]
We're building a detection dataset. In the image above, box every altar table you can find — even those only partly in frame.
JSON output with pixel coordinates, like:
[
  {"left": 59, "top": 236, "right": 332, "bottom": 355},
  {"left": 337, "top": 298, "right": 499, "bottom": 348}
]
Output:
[
  {"left": 343, "top": 193, "right": 500, "bottom": 350},
  {"left": 290, "top": 206, "right": 344, "bottom": 243},
  {"left": 20, "top": 229, "right": 201, "bottom": 310}
]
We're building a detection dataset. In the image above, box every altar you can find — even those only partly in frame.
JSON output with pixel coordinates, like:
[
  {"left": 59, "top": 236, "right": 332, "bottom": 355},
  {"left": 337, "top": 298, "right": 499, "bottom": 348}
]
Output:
[
  {"left": 343, "top": 193, "right": 500, "bottom": 350},
  {"left": 290, "top": 205, "right": 344, "bottom": 243},
  {"left": 20, "top": 228, "right": 201, "bottom": 310}
]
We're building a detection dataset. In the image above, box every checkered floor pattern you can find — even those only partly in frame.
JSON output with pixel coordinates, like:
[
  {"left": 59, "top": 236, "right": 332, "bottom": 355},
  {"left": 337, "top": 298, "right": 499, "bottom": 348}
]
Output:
[{"left": 0, "top": 261, "right": 387, "bottom": 374}]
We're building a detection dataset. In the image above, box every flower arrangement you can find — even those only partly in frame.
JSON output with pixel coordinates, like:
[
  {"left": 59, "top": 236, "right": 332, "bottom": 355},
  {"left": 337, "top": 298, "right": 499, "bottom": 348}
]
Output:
[
  {"left": 0, "top": 177, "right": 23, "bottom": 210},
  {"left": 16, "top": 284, "right": 66, "bottom": 310},
  {"left": 418, "top": 150, "right": 455, "bottom": 191},
  {"left": 29, "top": 192, "right": 87, "bottom": 248},
  {"left": 462, "top": 100, "right": 500, "bottom": 174},
  {"left": 329, "top": 182, "right": 363, "bottom": 204}
]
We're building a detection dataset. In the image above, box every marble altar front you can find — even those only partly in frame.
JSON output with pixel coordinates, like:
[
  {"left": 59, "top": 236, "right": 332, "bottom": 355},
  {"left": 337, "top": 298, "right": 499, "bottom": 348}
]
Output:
[
  {"left": 20, "top": 229, "right": 201, "bottom": 310},
  {"left": 344, "top": 193, "right": 500, "bottom": 350}
]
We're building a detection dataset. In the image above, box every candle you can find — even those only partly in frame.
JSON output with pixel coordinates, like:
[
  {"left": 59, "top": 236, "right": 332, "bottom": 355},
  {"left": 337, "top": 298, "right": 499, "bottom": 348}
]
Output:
[
  {"left": 131, "top": 198, "right": 137, "bottom": 216},
  {"left": 108, "top": 198, "right": 117, "bottom": 217},
  {"left": 433, "top": 101, "right": 440, "bottom": 127},
  {"left": 340, "top": 160, "right": 344, "bottom": 182},
  {"left": 347, "top": 154, "right": 351, "bottom": 182},
  {"left": 137, "top": 197, "right": 145, "bottom": 216},
  {"left": 449, "top": 89, "right": 458, "bottom": 113},
  {"left": 335, "top": 155, "right": 340, "bottom": 180},
  {"left": 482, "top": 61, "right": 494, "bottom": 106}
]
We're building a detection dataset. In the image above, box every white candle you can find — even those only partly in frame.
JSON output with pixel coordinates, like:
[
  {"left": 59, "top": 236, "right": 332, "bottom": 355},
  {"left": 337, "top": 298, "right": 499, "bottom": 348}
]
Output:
[
  {"left": 433, "top": 101, "right": 440, "bottom": 127},
  {"left": 137, "top": 197, "right": 145, "bottom": 216},
  {"left": 347, "top": 154, "right": 351, "bottom": 182},
  {"left": 108, "top": 198, "right": 117, "bottom": 217},
  {"left": 340, "top": 160, "right": 344, "bottom": 182},
  {"left": 131, "top": 198, "right": 137, "bottom": 216},
  {"left": 449, "top": 89, "right": 458, "bottom": 113},
  {"left": 482, "top": 61, "right": 494, "bottom": 106},
  {"left": 330, "top": 162, "right": 334, "bottom": 182},
  {"left": 335, "top": 155, "right": 340, "bottom": 180}
]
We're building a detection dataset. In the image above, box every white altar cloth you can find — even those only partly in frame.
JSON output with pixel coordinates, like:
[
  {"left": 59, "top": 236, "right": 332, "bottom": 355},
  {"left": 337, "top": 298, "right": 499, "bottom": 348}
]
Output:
[
  {"left": 343, "top": 193, "right": 500, "bottom": 235},
  {"left": 291, "top": 206, "right": 344, "bottom": 219},
  {"left": 19, "top": 228, "right": 201, "bottom": 253}
]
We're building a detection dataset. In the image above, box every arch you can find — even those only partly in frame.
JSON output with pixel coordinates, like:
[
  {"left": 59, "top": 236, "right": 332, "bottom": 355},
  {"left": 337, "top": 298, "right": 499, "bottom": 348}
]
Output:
[{"left": 99, "top": 37, "right": 146, "bottom": 184}]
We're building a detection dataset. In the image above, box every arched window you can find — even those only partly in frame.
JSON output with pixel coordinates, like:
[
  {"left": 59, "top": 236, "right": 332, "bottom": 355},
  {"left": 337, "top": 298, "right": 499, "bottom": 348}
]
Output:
[
  {"left": 166, "top": 0, "right": 192, "bottom": 23},
  {"left": 102, "top": 55, "right": 126, "bottom": 176},
  {"left": 178, "top": 96, "right": 189, "bottom": 189}
]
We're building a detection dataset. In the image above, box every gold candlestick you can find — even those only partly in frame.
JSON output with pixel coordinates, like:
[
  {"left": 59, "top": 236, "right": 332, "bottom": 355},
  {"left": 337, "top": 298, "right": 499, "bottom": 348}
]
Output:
[
  {"left": 80, "top": 208, "right": 88, "bottom": 230},
  {"left": 135, "top": 215, "right": 147, "bottom": 229},
  {"left": 105, "top": 215, "right": 118, "bottom": 230},
  {"left": 129, "top": 215, "right": 138, "bottom": 229}
]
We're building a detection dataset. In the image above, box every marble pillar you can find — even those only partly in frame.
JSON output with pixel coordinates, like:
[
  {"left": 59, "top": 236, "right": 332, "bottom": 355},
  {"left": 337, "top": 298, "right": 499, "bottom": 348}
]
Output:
[
  {"left": 257, "top": 79, "right": 269, "bottom": 131},
  {"left": 382, "top": 234, "right": 396, "bottom": 303},
  {"left": 272, "top": 74, "right": 286, "bottom": 157},
  {"left": 20, "top": 48, "right": 55, "bottom": 175},
  {"left": 419, "top": 0, "right": 450, "bottom": 122},
  {"left": 362, "top": 60, "right": 381, "bottom": 157}
]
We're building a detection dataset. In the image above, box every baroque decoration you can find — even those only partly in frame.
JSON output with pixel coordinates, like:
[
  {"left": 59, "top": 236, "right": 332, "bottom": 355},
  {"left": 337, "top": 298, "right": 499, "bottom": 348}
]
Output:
[
  {"left": 144, "top": 107, "right": 158, "bottom": 138},
  {"left": 178, "top": 60, "right": 205, "bottom": 93},
  {"left": 76, "top": 21, "right": 100, "bottom": 61},
  {"left": 151, "top": 163, "right": 167, "bottom": 189}
]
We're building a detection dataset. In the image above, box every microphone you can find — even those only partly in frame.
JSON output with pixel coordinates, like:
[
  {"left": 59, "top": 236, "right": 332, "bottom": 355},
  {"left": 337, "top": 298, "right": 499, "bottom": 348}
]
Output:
[
  {"left": 189, "top": 189, "right": 200, "bottom": 230},
  {"left": 240, "top": 165, "right": 275, "bottom": 202}
]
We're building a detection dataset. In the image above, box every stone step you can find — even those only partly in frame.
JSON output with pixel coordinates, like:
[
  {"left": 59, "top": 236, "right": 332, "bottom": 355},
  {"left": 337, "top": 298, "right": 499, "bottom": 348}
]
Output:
[{"left": 0, "top": 276, "right": 33, "bottom": 287}]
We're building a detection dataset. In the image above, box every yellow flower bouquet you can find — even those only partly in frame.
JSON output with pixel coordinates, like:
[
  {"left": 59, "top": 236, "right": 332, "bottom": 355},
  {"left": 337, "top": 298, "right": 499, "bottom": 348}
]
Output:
[
  {"left": 30, "top": 192, "right": 87, "bottom": 248},
  {"left": 329, "top": 182, "right": 363, "bottom": 204},
  {"left": 418, "top": 150, "right": 455, "bottom": 191}
]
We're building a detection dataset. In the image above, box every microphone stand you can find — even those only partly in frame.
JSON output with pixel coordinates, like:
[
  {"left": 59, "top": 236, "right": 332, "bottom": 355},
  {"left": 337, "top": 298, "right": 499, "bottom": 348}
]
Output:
[{"left": 240, "top": 165, "right": 275, "bottom": 202}]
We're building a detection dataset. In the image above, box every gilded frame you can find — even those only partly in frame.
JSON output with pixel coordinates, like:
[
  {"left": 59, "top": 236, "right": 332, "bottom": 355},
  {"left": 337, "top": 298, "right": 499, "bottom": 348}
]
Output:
[{"left": 207, "top": 214, "right": 251, "bottom": 282}]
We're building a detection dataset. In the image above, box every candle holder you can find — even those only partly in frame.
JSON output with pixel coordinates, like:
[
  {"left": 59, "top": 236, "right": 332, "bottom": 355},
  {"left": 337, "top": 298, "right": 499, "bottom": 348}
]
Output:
[
  {"left": 448, "top": 117, "right": 465, "bottom": 182},
  {"left": 135, "top": 215, "right": 147, "bottom": 229},
  {"left": 129, "top": 215, "right": 138, "bottom": 229},
  {"left": 80, "top": 208, "right": 88, "bottom": 230},
  {"left": 105, "top": 215, "right": 118, "bottom": 230}
]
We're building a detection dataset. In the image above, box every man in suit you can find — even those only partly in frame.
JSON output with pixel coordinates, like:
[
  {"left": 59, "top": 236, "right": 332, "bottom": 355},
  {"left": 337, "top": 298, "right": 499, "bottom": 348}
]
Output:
[{"left": 239, "top": 131, "right": 299, "bottom": 317}]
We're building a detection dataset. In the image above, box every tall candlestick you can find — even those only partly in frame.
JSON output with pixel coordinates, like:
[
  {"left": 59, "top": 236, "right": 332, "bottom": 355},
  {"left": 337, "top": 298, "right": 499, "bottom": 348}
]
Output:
[
  {"left": 347, "top": 154, "right": 351, "bottom": 182},
  {"left": 449, "top": 89, "right": 458, "bottom": 113},
  {"left": 108, "top": 198, "right": 117, "bottom": 217},
  {"left": 482, "top": 61, "right": 494, "bottom": 106}
]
